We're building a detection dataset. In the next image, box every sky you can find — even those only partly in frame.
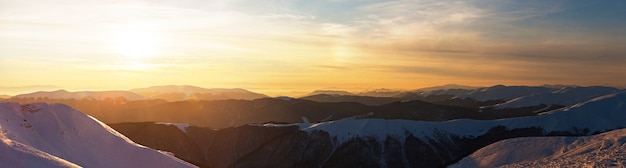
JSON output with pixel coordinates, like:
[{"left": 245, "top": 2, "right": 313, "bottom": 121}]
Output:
[{"left": 1, "top": 0, "right": 625, "bottom": 95}]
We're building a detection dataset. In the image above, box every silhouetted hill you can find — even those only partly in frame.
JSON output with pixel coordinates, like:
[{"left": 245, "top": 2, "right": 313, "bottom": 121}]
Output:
[
  {"left": 110, "top": 91, "right": 626, "bottom": 168},
  {"left": 3, "top": 97, "right": 547, "bottom": 129},
  {"left": 6, "top": 85, "right": 621, "bottom": 130},
  {"left": 300, "top": 94, "right": 401, "bottom": 106},
  {"left": 413, "top": 84, "right": 481, "bottom": 92},
  {"left": 110, "top": 98, "right": 373, "bottom": 128},
  {"left": 129, "top": 85, "right": 268, "bottom": 101},
  {"left": 357, "top": 88, "right": 405, "bottom": 97},
  {"left": 395, "top": 93, "right": 505, "bottom": 108},
  {"left": 13, "top": 90, "right": 145, "bottom": 101},
  {"left": 300, "top": 93, "right": 504, "bottom": 109},
  {"left": 303, "top": 90, "right": 355, "bottom": 97}
]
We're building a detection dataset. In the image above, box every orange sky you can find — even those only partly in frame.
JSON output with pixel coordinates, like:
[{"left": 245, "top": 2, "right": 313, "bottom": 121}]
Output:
[{"left": 1, "top": 0, "right": 625, "bottom": 95}]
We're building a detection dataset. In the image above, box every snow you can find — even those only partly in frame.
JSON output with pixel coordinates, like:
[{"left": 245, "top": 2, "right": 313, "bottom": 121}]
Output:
[
  {"left": 0, "top": 137, "right": 80, "bottom": 168},
  {"left": 421, "top": 85, "right": 552, "bottom": 101},
  {"left": 156, "top": 122, "right": 191, "bottom": 133},
  {"left": 290, "top": 91, "right": 626, "bottom": 146},
  {"left": 0, "top": 102, "right": 197, "bottom": 168},
  {"left": 421, "top": 86, "right": 621, "bottom": 107},
  {"left": 320, "top": 115, "right": 333, "bottom": 121},
  {"left": 450, "top": 128, "right": 626, "bottom": 168},
  {"left": 491, "top": 86, "right": 620, "bottom": 109},
  {"left": 298, "top": 118, "right": 497, "bottom": 145}
]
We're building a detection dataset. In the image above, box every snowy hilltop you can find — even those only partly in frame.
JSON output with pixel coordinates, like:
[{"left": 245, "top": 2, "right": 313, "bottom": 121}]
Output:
[
  {"left": 0, "top": 102, "right": 196, "bottom": 168},
  {"left": 451, "top": 128, "right": 626, "bottom": 168}
]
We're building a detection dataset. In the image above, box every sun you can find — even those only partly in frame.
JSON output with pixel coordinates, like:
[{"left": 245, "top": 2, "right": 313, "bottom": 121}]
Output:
[{"left": 114, "top": 30, "right": 157, "bottom": 59}]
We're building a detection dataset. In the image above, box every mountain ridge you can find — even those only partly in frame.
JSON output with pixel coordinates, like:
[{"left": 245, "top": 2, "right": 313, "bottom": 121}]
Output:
[{"left": 110, "top": 91, "right": 626, "bottom": 167}]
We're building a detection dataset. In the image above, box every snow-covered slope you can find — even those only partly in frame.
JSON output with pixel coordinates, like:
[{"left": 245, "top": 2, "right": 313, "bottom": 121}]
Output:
[
  {"left": 491, "top": 86, "right": 620, "bottom": 109},
  {"left": 451, "top": 128, "right": 626, "bottom": 168},
  {"left": 12, "top": 90, "right": 146, "bottom": 101},
  {"left": 262, "top": 91, "right": 626, "bottom": 167},
  {"left": 0, "top": 137, "right": 80, "bottom": 168},
  {"left": 464, "top": 85, "right": 550, "bottom": 101},
  {"left": 0, "top": 102, "right": 196, "bottom": 168},
  {"left": 286, "top": 91, "right": 626, "bottom": 145},
  {"left": 420, "top": 85, "right": 552, "bottom": 101}
]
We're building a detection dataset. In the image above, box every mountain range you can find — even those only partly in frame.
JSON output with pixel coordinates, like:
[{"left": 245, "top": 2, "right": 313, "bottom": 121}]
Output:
[
  {"left": 110, "top": 91, "right": 625, "bottom": 167},
  {"left": 4, "top": 85, "right": 623, "bottom": 129},
  {"left": 2, "top": 84, "right": 625, "bottom": 167},
  {"left": 129, "top": 85, "right": 268, "bottom": 101},
  {"left": 8, "top": 85, "right": 269, "bottom": 102}
]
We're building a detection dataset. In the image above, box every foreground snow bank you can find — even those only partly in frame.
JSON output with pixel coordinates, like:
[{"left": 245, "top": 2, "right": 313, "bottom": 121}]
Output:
[{"left": 0, "top": 102, "right": 197, "bottom": 168}]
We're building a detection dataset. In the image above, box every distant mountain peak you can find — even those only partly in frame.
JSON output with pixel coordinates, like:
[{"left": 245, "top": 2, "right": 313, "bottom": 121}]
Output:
[
  {"left": 129, "top": 85, "right": 268, "bottom": 101},
  {"left": 415, "top": 84, "right": 481, "bottom": 92},
  {"left": 305, "top": 90, "right": 355, "bottom": 96},
  {"left": 12, "top": 90, "right": 145, "bottom": 101},
  {"left": 48, "top": 89, "right": 70, "bottom": 93}
]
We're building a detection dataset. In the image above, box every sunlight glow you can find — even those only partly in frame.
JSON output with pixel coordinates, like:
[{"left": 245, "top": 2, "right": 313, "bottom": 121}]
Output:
[{"left": 114, "top": 29, "right": 158, "bottom": 59}]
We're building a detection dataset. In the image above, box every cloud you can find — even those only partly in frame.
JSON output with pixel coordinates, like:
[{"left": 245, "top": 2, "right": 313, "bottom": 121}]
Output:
[{"left": 1, "top": 0, "right": 624, "bottom": 89}]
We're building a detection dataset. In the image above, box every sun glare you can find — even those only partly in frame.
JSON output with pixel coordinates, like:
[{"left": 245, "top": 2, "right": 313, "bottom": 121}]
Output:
[{"left": 115, "top": 30, "right": 157, "bottom": 59}]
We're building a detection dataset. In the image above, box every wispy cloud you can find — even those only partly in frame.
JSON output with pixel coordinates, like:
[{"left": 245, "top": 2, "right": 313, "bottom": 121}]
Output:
[{"left": 1, "top": 0, "right": 624, "bottom": 90}]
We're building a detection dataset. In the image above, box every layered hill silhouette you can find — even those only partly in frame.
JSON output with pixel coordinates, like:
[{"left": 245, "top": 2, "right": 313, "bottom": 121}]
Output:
[
  {"left": 110, "top": 91, "right": 626, "bottom": 167},
  {"left": 129, "top": 85, "right": 268, "bottom": 101},
  {"left": 8, "top": 85, "right": 268, "bottom": 102},
  {"left": 4, "top": 85, "right": 622, "bottom": 129},
  {"left": 2, "top": 84, "right": 625, "bottom": 167},
  {"left": 13, "top": 90, "right": 145, "bottom": 101}
]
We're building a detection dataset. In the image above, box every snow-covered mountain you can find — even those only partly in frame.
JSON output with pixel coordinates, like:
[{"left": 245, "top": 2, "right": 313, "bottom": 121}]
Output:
[
  {"left": 0, "top": 102, "right": 196, "bottom": 168},
  {"left": 0, "top": 139, "right": 80, "bottom": 168},
  {"left": 490, "top": 86, "right": 620, "bottom": 109},
  {"left": 12, "top": 90, "right": 146, "bottom": 101},
  {"left": 129, "top": 85, "right": 268, "bottom": 101},
  {"left": 451, "top": 128, "right": 626, "bottom": 168},
  {"left": 299, "top": 90, "right": 625, "bottom": 144},
  {"left": 416, "top": 85, "right": 623, "bottom": 110},
  {"left": 111, "top": 91, "right": 626, "bottom": 168},
  {"left": 414, "top": 84, "right": 481, "bottom": 92},
  {"left": 421, "top": 85, "right": 553, "bottom": 101}
]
